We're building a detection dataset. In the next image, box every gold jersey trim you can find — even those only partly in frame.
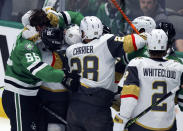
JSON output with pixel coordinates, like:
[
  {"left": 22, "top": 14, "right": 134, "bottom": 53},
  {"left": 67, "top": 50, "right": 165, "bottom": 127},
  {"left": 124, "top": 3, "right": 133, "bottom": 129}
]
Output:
[
  {"left": 40, "top": 86, "right": 68, "bottom": 92},
  {"left": 123, "top": 35, "right": 135, "bottom": 53},
  {"left": 113, "top": 114, "right": 123, "bottom": 124},
  {"left": 121, "top": 85, "right": 140, "bottom": 97},
  {"left": 135, "top": 120, "right": 175, "bottom": 131},
  {"left": 81, "top": 83, "right": 90, "bottom": 88},
  {"left": 52, "top": 52, "right": 63, "bottom": 69}
]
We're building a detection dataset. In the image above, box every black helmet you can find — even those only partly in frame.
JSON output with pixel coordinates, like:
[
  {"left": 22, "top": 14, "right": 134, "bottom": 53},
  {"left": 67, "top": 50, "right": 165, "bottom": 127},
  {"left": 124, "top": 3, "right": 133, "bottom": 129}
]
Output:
[
  {"left": 156, "top": 22, "right": 176, "bottom": 45},
  {"left": 41, "top": 27, "right": 63, "bottom": 51}
]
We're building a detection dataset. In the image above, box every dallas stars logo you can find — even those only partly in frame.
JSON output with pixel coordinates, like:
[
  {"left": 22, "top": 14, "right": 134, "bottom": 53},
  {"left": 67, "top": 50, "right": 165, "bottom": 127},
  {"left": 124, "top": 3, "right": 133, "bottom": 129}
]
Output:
[{"left": 25, "top": 43, "right": 34, "bottom": 51}]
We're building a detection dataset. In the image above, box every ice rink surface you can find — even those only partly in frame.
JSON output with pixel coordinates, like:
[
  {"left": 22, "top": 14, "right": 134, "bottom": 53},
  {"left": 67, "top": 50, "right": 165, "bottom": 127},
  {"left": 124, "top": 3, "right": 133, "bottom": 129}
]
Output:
[
  {"left": 0, "top": 107, "right": 183, "bottom": 131},
  {"left": 0, "top": 118, "right": 10, "bottom": 131}
]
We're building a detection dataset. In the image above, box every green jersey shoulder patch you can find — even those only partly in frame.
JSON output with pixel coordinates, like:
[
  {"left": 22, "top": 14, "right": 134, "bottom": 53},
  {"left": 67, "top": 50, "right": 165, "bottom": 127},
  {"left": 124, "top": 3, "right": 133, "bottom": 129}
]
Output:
[{"left": 25, "top": 43, "right": 34, "bottom": 51}]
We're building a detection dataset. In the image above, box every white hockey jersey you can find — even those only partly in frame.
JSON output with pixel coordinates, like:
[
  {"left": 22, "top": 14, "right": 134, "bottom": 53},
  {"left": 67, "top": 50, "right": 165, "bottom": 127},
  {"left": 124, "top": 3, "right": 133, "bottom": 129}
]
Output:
[
  {"left": 66, "top": 33, "right": 142, "bottom": 92},
  {"left": 121, "top": 57, "right": 183, "bottom": 130},
  {"left": 38, "top": 42, "right": 67, "bottom": 92}
]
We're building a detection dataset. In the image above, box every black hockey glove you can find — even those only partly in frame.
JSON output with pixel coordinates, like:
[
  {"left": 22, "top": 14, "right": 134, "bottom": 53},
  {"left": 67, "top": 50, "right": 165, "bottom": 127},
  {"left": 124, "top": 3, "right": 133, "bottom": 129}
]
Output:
[
  {"left": 62, "top": 70, "right": 80, "bottom": 92},
  {"left": 103, "top": 24, "right": 111, "bottom": 34}
]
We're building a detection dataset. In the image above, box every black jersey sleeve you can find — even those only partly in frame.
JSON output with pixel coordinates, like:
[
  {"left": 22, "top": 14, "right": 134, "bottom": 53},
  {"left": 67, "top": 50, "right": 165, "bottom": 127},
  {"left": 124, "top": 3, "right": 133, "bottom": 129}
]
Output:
[{"left": 107, "top": 36, "right": 125, "bottom": 58}]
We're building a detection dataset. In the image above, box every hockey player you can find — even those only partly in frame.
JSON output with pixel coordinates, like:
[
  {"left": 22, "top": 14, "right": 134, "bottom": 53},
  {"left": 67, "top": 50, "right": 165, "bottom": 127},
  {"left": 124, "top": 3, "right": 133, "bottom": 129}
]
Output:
[
  {"left": 2, "top": 9, "right": 80, "bottom": 131},
  {"left": 21, "top": 6, "right": 84, "bottom": 43},
  {"left": 20, "top": 8, "right": 83, "bottom": 131},
  {"left": 65, "top": 16, "right": 147, "bottom": 131},
  {"left": 116, "top": 19, "right": 182, "bottom": 92},
  {"left": 115, "top": 16, "right": 156, "bottom": 83},
  {"left": 120, "top": 21, "right": 181, "bottom": 65},
  {"left": 37, "top": 25, "right": 81, "bottom": 131},
  {"left": 120, "top": 16, "right": 157, "bottom": 65},
  {"left": 112, "top": 16, "right": 157, "bottom": 112},
  {"left": 114, "top": 29, "right": 182, "bottom": 131}
]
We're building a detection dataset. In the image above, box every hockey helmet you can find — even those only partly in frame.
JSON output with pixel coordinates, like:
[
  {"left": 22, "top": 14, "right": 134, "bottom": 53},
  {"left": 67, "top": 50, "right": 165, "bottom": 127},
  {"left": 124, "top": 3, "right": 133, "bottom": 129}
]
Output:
[
  {"left": 80, "top": 16, "right": 103, "bottom": 40},
  {"left": 147, "top": 29, "right": 168, "bottom": 51},
  {"left": 132, "top": 16, "right": 156, "bottom": 33},
  {"left": 41, "top": 27, "right": 63, "bottom": 51},
  {"left": 64, "top": 24, "right": 81, "bottom": 45}
]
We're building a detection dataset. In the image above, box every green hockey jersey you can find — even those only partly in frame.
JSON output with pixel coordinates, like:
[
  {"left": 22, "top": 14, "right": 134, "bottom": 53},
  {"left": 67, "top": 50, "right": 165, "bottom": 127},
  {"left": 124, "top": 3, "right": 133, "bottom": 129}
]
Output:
[
  {"left": 4, "top": 33, "right": 65, "bottom": 96},
  {"left": 121, "top": 46, "right": 183, "bottom": 65}
]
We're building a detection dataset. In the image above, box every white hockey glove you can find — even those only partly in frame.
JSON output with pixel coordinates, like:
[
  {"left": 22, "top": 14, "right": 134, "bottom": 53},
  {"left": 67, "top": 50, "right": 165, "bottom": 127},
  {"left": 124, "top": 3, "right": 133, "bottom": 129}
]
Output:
[
  {"left": 123, "top": 34, "right": 147, "bottom": 53},
  {"left": 22, "top": 25, "right": 40, "bottom": 42},
  {"left": 21, "top": 10, "right": 32, "bottom": 26},
  {"left": 133, "top": 33, "right": 147, "bottom": 49},
  {"left": 139, "top": 32, "right": 149, "bottom": 45},
  {"left": 113, "top": 113, "right": 129, "bottom": 131}
]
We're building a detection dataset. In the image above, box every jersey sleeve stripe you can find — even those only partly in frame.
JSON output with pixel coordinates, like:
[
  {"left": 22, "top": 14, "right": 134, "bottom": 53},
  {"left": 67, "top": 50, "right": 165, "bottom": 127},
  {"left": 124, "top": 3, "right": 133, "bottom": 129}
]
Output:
[
  {"left": 131, "top": 34, "right": 137, "bottom": 51},
  {"left": 27, "top": 60, "right": 41, "bottom": 70},
  {"left": 32, "top": 63, "right": 48, "bottom": 75},
  {"left": 30, "top": 62, "right": 44, "bottom": 73},
  {"left": 5, "top": 76, "right": 42, "bottom": 87},
  {"left": 63, "top": 11, "right": 71, "bottom": 25},
  {"left": 121, "top": 85, "right": 140, "bottom": 98},
  {"left": 51, "top": 53, "right": 56, "bottom": 67},
  {"left": 60, "top": 12, "right": 69, "bottom": 26},
  {"left": 4, "top": 79, "right": 39, "bottom": 90},
  {"left": 121, "top": 94, "right": 138, "bottom": 100}
]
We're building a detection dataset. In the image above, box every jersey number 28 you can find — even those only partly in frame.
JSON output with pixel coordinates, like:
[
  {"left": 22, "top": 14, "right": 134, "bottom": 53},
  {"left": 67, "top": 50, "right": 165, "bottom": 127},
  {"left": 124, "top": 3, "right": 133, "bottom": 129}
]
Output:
[{"left": 70, "top": 56, "right": 99, "bottom": 81}]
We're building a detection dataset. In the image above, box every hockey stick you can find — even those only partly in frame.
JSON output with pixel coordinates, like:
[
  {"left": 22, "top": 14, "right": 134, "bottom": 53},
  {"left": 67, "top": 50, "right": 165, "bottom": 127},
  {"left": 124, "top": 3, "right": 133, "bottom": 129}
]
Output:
[
  {"left": 42, "top": 105, "right": 68, "bottom": 125},
  {"left": 110, "top": 0, "right": 140, "bottom": 35},
  {"left": 125, "top": 86, "right": 180, "bottom": 128}
]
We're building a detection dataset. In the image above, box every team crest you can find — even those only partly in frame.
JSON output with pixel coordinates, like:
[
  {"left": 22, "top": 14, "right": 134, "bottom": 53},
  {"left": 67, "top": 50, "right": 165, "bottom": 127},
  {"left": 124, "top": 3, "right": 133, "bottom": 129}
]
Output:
[{"left": 25, "top": 43, "right": 34, "bottom": 51}]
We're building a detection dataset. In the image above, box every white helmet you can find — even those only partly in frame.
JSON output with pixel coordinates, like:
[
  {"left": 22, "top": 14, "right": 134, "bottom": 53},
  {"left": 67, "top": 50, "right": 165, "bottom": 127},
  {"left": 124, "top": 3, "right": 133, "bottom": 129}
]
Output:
[
  {"left": 64, "top": 25, "right": 81, "bottom": 45},
  {"left": 147, "top": 29, "right": 168, "bottom": 51},
  {"left": 80, "top": 16, "right": 103, "bottom": 40},
  {"left": 132, "top": 16, "right": 156, "bottom": 33},
  {"left": 21, "top": 10, "right": 33, "bottom": 26}
]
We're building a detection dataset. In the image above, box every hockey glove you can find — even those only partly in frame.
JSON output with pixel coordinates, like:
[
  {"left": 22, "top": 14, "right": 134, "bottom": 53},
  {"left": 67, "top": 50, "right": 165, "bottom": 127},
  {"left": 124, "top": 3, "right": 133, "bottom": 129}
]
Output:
[
  {"left": 103, "top": 24, "right": 111, "bottom": 34},
  {"left": 123, "top": 34, "right": 147, "bottom": 53},
  {"left": 22, "top": 25, "right": 40, "bottom": 42},
  {"left": 62, "top": 70, "right": 80, "bottom": 92},
  {"left": 112, "top": 94, "right": 121, "bottom": 111},
  {"left": 113, "top": 113, "right": 129, "bottom": 131}
]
